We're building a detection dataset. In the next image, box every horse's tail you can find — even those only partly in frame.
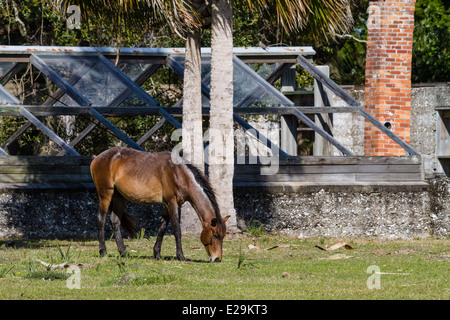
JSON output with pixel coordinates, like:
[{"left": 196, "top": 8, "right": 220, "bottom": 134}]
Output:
[{"left": 120, "top": 211, "right": 140, "bottom": 237}]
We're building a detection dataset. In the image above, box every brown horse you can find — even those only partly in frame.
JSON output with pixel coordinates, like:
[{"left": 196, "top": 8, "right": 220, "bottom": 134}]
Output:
[{"left": 90, "top": 147, "right": 229, "bottom": 262}]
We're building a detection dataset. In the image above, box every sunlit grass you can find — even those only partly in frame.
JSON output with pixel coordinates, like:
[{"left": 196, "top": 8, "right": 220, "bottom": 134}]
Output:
[{"left": 0, "top": 235, "right": 448, "bottom": 300}]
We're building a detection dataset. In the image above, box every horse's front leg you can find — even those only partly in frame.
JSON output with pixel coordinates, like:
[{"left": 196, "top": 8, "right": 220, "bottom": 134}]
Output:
[
  {"left": 153, "top": 208, "right": 169, "bottom": 260},
  {"left": 168, "top": 200, "right": 185, "bottom": 261}
]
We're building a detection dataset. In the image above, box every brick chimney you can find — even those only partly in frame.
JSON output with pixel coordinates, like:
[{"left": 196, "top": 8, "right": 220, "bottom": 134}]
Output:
[{"left": 364, "top": 0, "right": 416, "bottom": 156}]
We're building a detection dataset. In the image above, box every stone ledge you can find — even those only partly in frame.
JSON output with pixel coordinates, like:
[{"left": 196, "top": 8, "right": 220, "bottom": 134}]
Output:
[{"left": 234, "top": 181, "right": 429, "bottom": 193}]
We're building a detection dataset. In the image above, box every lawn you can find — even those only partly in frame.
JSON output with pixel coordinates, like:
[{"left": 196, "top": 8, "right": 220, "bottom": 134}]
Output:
[{"left": 0, "top": 233, "right": 448, "bottom": 300}]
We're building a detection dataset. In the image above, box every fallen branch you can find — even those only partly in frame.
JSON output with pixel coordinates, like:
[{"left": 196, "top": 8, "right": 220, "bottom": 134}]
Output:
[
  {"left": 35, "top": 259, "right": 68, "bottom": 270},
  {"left": 35, "top": 259, "right": 91, "bottom": 270}
]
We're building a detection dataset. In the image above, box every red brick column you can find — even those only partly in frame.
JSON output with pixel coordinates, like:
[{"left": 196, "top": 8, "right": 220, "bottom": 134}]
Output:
[{"left": 364, "top": 0, "right": 416, "bottom": 156}]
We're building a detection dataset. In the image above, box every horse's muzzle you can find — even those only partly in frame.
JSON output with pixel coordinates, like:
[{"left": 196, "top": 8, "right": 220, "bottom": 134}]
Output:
[{"left": 209, "top": 257, "right": 221, "bottom": 263}]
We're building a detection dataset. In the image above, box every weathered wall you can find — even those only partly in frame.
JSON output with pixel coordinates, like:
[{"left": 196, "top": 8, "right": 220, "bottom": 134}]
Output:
[
  {"left": 235, "top": 181, "right": 449, "bottom": 239},
  {"left": 0, "top": 180, "right": 448, "bottom": 240},
  {"left": 410, "top": 85, "right": 450, "bottom": 176},
  {"left": 338, "top": 84, "right": 450, "bottom": 177},
  {"left": 0, "top": 189, "right": 165, "bottom": 239}
]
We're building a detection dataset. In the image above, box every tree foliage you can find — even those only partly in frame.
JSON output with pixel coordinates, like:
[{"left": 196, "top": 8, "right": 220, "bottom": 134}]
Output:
[{"left": 412, "top": 0, "right": 450, "bottom": 83}]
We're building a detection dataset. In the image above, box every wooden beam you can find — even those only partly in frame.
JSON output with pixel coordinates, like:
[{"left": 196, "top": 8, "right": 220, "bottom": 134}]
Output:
[
  {"left": 19, "top": 107, "right": 80, "bottom": 156},
  {"left": 358, "top": 108, "right": 420, "bottom": 156},
  {"left": 0, "top": 147, "right": 8, "bottom": 156},
  {"left": 58, "top": 63, "right": 163, "bottom": 155},
  {"left": 103, "top": 56, "right": 166, "bottom": 65},
  {"left": 291, "top": 108, "right": 355, "bottom": 156},
  {"left": 0, "top": 105, "right": 360, "bottom": 117},
  {"left": 98, "top": 55, "right": 184, "bottom": 131},
  {"left": 0, "top": 84, "right": 20, "bottom": 105},
  {"left": 42, "top": 58, "right": 96, "bottom": 106},
  {"left": 233, "top": 56, "right": 294, "bottom": 107},
  {"left": 136, "top": 118, "right": 167, "bottom": 145},
  {"left": 233, "top": 114, "right": 289, "bottom": 157},
  {"left": 0, "top": 105, "right": 362, "bottom": 116},
  {"left": 236, "top": 63, "right": 294, "bottom": 107},
  {"left": 165, "top": 56, "right": 291, "bottom": 156},
  {"left": 58, "top": 120, "right": 99, "bottom": 156},
  {"left": 296, "top": 54, "right": 420, "bottom": 156},
  {"left": 313, "top": 66, "right": 333, "bottom": 156},
  {"left": 30, "top": 54, "right": 91, "bottom": 107},
  {"left": 97, "top": 54, "right": 160, "bottom": 107},
  {"left": 89, "top": 108, "right": 144, "bottom": 151},
  {"left": 166, "top": 56, "right": 211, "bottom": 99},
  {"left": 297, "top": 55, "right": 359, "bottom": 106},
  {"left": 0, "top": 62, "right": 26, "bottom": 86},
  {"left": 236, "top": 55, "right": 299, "bottom": 64},
  {"left": 158, "top": 108, "right": 182, "bottom": 129},
  {"left": 3, "top": 59, "right": 96, "bottom": 154},
  {"left": 280, "top": 64, "right": 298, "bottom": 156},
  {"left": 106, "top": 63, "right": 162, "bottom": 107}
]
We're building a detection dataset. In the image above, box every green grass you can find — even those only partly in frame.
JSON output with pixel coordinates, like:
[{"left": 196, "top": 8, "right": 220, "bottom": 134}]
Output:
[{"left": 0, "top": 234, "right": 448, "bottom": 300}]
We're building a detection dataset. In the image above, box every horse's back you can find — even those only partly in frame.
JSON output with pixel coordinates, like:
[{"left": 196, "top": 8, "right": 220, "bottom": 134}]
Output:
[{"left": 91, "top": 147, "right": 179, "bottom": 205}]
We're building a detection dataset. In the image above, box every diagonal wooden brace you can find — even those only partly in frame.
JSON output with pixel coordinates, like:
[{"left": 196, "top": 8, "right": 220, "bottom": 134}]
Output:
[{"left": 19, "top": 107, "right": 80, "bottom": 156}]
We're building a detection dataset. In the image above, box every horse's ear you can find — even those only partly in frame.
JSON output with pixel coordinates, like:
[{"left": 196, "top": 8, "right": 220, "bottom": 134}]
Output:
[
  {"left": 211, "top": 218, "right": 217, "bottom": 227},
  {"left": 223, "top": 215, "right": 230, "bottom": 223}
]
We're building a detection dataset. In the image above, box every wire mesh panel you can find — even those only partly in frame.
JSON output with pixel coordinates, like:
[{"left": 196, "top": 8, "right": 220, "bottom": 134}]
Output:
[
  {"left": 171, "top": 55, "right": 292, "bottom": 107},
  {"left": 37, "top": 55, "right": 153, "bottom": 107}
]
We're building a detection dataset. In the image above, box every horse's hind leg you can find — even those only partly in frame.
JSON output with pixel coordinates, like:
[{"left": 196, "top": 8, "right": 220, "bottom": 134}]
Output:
[
  {"left": 153, "top": 208, "right": 169, "bottom": 260},
  {"left": 97, "top": 187, "right": 114, "bottom": 257},
  {"left": 167, "top": 199, "right": 185, "bottom": 261},
  {"left": 111, "top": 192, "right": 127, "bottom": 257}
]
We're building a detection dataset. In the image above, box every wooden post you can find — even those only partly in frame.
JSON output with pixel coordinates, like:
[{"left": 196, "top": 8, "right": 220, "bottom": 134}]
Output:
[
  {"left": 280, "top": 65, "right": 298, "bottom": 156},
  {"left": 313, "top": 66, "right": 333, "bottom": 156}
]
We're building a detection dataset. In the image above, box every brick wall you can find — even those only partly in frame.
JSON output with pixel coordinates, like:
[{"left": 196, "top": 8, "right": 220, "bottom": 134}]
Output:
[{"left": 364, "top": 0, "right": 416, "bottom": 155}]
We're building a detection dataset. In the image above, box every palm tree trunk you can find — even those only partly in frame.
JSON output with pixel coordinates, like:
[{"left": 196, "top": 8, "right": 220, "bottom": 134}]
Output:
[
  {"left": 180, "top": 29, "right": 204, "bottom": 234},
  {"left": 209, "top": 0, "right": 237, "bottom": 231},
  {"left": 182, "top": 28, "right": 203, "bottom": 168}
]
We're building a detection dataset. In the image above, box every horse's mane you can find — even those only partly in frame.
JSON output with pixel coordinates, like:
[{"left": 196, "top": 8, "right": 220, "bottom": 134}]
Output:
[{"left": 185, "top": 164, "right": 221, "bottom": 222}]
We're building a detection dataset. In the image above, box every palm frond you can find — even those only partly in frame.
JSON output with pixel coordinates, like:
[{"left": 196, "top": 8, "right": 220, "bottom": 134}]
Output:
[
  {"left": 52, "top": 0, "right": 203, "bottom": 37},
  {"left": 245, "top": 0, "right": 353, "bottom": 43}
]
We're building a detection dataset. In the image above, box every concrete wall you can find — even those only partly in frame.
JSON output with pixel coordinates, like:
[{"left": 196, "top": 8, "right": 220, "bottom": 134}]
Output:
[
  {"left": 0, "top": 179, "right": 448, "bottom": 240},
  {"left": 410, "top": 85, "right": 450, "bottom": 176},
  {"left": 235, "top": 180, "right": 449, "bottom": 239}
]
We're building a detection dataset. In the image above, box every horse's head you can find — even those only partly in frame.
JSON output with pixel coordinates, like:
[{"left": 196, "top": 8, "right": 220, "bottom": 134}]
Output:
[{"left": 201, "top": 215, "right": 230, "bottom": 262}]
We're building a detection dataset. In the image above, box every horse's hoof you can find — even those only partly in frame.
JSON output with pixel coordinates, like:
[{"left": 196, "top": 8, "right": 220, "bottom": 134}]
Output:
[
  {"left": 99, "top": 249, "right": 107, "bottom": 257},
  {"left": 177, "top": 255, "right": 186, "bottom": 261}
]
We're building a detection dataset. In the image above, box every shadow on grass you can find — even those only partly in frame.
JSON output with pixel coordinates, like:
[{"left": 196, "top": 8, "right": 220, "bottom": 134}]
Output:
[
  {"left": 122, "top": 253, "right": 210, "bottom": 264},
  {"left": 0, "top": 239, "right": 99, "bottom": 250}
]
